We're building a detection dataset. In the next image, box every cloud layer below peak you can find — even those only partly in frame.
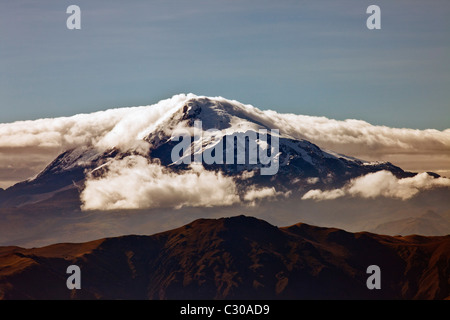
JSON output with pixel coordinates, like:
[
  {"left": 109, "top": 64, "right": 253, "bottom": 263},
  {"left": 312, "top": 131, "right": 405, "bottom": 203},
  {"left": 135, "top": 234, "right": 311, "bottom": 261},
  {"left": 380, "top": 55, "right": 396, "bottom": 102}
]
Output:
[
  {"left": 80, "top": 155, "right": 288, "bottom": 210},
  {"left": 302, "top": 171, "right": 450, "bottom": 201}
]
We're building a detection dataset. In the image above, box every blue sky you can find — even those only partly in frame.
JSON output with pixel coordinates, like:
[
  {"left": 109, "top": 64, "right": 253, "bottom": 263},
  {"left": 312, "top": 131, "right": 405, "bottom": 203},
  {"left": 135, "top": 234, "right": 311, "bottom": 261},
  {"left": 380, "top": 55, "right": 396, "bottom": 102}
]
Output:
[{"left": 1, "top": 0, "right": 449, "bottom": 130}]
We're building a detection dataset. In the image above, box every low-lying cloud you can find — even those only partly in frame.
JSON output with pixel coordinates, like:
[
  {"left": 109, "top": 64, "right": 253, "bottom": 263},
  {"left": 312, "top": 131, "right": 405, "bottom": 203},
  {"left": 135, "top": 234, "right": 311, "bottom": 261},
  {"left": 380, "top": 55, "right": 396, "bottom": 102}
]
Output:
[
  {"left": 302, "top": 171, "right": 450, "bottom": 201},
  {"left": 81, "top": 156, "right": 239, "bottom": 210},
  {"left": 81, "top": 155, "right": 288, "bottom": 210}
]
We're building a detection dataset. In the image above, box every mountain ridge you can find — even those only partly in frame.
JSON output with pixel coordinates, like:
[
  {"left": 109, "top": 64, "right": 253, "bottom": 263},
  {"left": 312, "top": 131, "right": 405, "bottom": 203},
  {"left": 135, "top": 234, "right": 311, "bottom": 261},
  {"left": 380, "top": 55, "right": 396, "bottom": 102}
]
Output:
[
  {"left": 370, "top": 211, "right": 450, "bottom": 236},
  {"left": 0, "top": 215, "right": 449, "bottom": 300}
]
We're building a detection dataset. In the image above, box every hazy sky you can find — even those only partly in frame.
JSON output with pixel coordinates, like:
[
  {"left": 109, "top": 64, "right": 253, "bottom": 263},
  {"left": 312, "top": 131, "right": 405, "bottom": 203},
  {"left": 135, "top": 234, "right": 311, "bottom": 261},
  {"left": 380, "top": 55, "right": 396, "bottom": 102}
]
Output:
[{"left": 1, "top": 0, "right": 449, "bottom": 130}]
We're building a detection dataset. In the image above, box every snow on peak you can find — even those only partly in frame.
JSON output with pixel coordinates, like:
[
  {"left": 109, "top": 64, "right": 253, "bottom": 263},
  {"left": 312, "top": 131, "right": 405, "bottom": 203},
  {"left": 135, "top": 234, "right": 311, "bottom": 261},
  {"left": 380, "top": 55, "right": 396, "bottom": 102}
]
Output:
[{"left": 178, "top": 96, "right": 274, "bottom": 133}]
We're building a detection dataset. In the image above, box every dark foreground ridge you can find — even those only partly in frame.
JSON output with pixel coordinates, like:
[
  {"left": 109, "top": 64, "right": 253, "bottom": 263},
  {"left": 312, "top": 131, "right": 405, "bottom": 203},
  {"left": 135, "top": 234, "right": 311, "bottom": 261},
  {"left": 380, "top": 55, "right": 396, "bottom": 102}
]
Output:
[{"left": 0, "top": 215, "right": 449, "bottom": 300}]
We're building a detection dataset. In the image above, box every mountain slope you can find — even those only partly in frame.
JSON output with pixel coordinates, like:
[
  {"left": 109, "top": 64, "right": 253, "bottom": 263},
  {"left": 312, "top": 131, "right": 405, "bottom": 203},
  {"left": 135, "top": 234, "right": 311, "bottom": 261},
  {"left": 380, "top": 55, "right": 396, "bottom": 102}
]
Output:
[
  {"left": 0, "top": 215, "right": 448, "bottom": 300},
  {"left": 370, "top": 211, "right": 450, "bottom": 236}
]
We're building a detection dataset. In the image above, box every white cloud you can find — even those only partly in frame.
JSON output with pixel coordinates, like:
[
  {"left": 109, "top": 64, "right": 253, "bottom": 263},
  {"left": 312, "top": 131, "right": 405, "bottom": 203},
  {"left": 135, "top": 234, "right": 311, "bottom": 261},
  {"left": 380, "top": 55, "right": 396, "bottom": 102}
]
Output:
[
  {"left": 243, "top": 187, "right": 290, "bottom": 203},
  {"left": 81, "top": 157, "right": 240, "bottom": 210},
  {"left": 0, "top": 94, "right": 191, "bottom": 151},
  {"left": 302, "top": 171, "right": 450, "bottom": 201},
  {"left": 81, "top": 155, "right": 288, "bottom": 210},
  {"left": 301, "top": 189, "right": 345, "bottom": 200}
]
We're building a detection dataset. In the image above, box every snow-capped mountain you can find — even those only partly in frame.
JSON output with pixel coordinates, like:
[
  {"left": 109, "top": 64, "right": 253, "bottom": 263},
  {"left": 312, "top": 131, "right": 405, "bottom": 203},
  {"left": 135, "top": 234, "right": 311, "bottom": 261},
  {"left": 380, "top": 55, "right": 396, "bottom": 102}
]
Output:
[
  {"left": 0, "top": 95, "right": 415, "bottom": 208},
  {"left": 148, "top": 97, "right": 412, "bottom": 183}
]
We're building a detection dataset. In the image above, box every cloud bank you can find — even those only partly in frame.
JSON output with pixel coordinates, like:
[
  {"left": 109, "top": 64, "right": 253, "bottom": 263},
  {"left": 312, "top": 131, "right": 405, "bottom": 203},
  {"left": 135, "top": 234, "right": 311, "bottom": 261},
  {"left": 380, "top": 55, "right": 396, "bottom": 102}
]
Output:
[
  {"left": 302, "top": 171, "right": 450, "bottom": 201},
  {"left": 0, "top": 94, "right": 193, "bottom": 188},
  {"left": 81, "top": 157, "right": 240, "bottom": 210},
  {"left": 0, "top": 94, "right": 190, "bottom": 151},
  {"left": 80, "top": 155, "right": 288, "bottom": 210}
]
